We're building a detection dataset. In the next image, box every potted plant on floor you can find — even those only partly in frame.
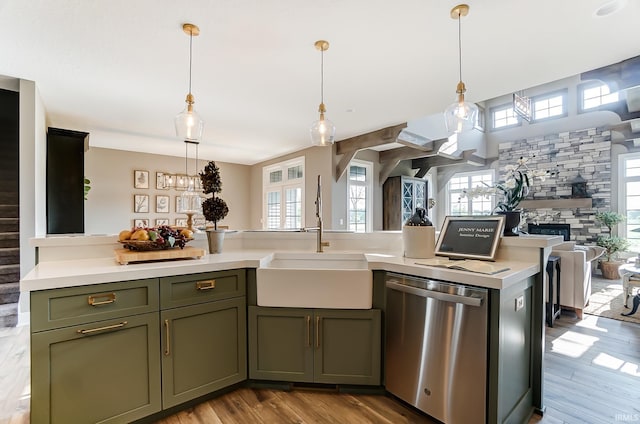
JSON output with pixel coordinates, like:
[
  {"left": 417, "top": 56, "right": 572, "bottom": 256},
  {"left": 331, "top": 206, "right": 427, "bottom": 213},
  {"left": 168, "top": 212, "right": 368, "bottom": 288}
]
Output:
[
  {"left": 595, "top": 211, "right": 629, "bottom": 279},
  {"left": 199, "top": 161, "right": 229, "bottom": 254}
]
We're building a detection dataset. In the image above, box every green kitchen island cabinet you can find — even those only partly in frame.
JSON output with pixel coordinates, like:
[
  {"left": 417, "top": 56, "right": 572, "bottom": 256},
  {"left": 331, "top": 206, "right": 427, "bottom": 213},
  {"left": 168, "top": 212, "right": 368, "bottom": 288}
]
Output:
[
  {"left": 29, "top": 269, "right": 247, "bottom": 424},
  {"left": 248, "top": 306, "right": 381, "bottom": 385},
  {"left": 160, "top": 271, "right": 247, "bottom": 408},
  {"left": 30, "top": 279, "right": 162, "bottom": 424}
]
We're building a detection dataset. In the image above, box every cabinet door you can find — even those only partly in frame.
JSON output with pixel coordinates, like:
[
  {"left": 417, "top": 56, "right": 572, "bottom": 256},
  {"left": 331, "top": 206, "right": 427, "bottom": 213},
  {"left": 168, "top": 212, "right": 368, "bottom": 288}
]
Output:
[
  {"left": 314, "top": 309, "right": 381, "bottom": 385},
  {"left": 161, "top": 297, "right": 247, "bottom": 408},
  {"left": 248, "top": 306, "right": 313, "bottom": 382},
  {"left": 31, "top": 312, "right": 161, "bottom": 424}
]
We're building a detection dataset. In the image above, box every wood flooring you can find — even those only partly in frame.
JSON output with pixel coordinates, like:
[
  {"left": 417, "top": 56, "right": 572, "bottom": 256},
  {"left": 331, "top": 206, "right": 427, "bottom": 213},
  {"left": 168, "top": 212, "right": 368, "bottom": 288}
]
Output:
[{"left": 1, "top": 314, "right": 639, "bottom": 424}]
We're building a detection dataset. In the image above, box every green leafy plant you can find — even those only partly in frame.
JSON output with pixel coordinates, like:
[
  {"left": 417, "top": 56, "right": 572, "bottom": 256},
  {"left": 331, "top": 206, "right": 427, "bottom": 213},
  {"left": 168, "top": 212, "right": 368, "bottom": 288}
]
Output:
[
  {"left": 84, "top": 177, "right": 91, "bottom": 200},
  {"left": 199, "top": 161, "right": 229, "bottom": 230},
  {"left": 595, "top": 211, "right": 628, "bottom": 261}
]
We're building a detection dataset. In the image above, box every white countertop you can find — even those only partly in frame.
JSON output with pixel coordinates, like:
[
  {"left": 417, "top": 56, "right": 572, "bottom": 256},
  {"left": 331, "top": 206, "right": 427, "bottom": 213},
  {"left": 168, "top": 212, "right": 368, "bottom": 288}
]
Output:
[{"left": 21, "top": 249, "right": 540, "bottom": 292}]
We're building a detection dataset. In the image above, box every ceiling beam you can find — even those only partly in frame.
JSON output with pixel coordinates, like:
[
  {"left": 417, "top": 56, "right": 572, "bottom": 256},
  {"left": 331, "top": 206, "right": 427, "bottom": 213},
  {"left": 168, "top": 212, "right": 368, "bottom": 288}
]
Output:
[
  {"left": 378, "top": 137, "right": 450, "bottom": 164},
  {"left": 411, "top": 149, "right": 486, "bottom": 174},
  {"left": 336, "top": 123, "right": 407, "bottom": 155},
  {"left": 335, "top": 122, "right": 407, "bottom": 181}
]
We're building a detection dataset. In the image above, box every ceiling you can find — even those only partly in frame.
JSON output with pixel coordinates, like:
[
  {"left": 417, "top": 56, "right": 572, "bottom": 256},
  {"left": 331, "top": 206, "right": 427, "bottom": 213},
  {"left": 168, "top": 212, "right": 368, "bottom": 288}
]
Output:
[{"left": 1, "top": 0, "right": 639, "bottom": 165}]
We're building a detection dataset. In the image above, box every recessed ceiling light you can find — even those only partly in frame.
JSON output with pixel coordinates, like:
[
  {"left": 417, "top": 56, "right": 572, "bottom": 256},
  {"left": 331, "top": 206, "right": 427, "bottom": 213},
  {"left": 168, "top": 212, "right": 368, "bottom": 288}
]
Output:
[{"left": 594, "top": 0, "right": 627, "bottom": 17}]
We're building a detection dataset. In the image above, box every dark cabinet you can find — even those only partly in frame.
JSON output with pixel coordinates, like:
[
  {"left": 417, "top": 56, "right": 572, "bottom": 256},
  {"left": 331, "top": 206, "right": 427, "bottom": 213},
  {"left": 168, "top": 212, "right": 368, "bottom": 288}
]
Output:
[
  {"left": 46, "top": 127, "right": 88, "bottom": 234},
  {"left": 383, "top": 176, "right": 428, "bottom": 230}
]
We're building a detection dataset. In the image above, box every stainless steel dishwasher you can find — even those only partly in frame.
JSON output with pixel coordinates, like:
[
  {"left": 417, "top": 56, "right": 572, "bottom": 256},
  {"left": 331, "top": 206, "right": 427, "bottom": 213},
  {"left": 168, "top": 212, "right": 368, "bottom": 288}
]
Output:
[{"left": 385, "top": 272, "right": 488, "bottom": 424}]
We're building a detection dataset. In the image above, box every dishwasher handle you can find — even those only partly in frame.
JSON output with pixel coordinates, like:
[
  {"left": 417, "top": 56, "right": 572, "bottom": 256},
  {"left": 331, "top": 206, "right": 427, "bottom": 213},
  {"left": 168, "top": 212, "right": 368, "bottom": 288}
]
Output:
[{"left": 386, "top": 280, "right": 483, "bottom": 307}]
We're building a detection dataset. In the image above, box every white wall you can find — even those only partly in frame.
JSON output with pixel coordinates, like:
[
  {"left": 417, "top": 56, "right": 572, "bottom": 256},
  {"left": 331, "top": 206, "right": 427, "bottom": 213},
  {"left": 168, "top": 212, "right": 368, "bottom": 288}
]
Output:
[
  {"left": 84, "top": 147, "right": 251, "bottom": 234},
  {"left": 18, "top": 79, "right": 47, "bottom": 275}
]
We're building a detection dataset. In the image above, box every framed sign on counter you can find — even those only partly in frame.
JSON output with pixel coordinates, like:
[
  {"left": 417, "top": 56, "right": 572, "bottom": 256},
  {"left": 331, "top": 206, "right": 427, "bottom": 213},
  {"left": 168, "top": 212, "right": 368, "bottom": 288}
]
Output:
[{"left": 435, "top": 215, "right": 505, "bottom": 260}]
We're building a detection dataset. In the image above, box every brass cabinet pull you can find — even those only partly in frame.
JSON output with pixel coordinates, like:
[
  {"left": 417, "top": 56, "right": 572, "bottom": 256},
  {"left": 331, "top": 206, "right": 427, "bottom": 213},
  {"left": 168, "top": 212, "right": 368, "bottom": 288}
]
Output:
[
  {"left": 164, "top": 319, "right": 171, "bottom": 356},
  {"left": 316, "top": 316, "right": 321, "bottom": 348},
  {"left": 77, "top": 321, "right": 127, "bottom": 335},
  {"left": 306, "top": 316, "right": 311, "bottom": 347},
  {"left": 87, "top": 293, "right": 116, "bottom": 306},
  {"left": 196, "top": 280, "right": 216, "bottom": 290}
]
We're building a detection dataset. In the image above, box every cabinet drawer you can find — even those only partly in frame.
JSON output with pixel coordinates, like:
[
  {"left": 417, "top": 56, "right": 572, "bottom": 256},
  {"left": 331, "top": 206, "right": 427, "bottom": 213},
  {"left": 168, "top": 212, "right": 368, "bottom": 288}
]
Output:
[
  {"left": 31, "top": 278, "right": 159, "bottom": 332},
  {"left": 160, "top": 269, "right": 246, "bottom": 309}
]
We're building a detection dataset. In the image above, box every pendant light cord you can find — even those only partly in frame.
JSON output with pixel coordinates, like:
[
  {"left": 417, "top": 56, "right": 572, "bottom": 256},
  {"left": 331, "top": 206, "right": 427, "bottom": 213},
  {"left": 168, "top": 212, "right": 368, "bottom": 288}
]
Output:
[
  {"left": 458, "top": 9, "right": 462, "bottom": 83},
  {"left": 320, "top": 48, "right": 324, "bottom": 105},
  {"left": 184, "top": 142, "right": 200, "bottom": 177},
  {"left": 188, "top": 29, "right": 193, "bottom": 95}
]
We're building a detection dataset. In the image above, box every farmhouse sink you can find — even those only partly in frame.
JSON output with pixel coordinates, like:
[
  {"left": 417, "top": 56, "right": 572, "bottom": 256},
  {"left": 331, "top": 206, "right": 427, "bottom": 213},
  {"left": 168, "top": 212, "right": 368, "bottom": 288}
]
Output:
[{"left": 256, "top": 252, "right": 372, "bottom": 309}]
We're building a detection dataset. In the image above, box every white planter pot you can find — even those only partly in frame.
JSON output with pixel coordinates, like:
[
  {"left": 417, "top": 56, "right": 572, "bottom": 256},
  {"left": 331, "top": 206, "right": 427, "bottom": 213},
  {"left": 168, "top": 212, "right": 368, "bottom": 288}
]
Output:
[
  {"left": 206, "top": 230, "right": 225, "bottom": 254},
  {"left": 402, "top": 226, "right": 436, "bottom": 259}
]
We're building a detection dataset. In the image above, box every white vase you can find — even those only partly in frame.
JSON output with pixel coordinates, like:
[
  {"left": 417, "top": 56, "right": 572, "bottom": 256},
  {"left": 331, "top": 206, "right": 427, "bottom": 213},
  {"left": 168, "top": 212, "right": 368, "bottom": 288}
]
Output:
[
  {"left": 402, "top": 226, "right": 436, "bottom": 259},
  {"left": 206, "top": 230, "right": 225, "bottom": 254}
]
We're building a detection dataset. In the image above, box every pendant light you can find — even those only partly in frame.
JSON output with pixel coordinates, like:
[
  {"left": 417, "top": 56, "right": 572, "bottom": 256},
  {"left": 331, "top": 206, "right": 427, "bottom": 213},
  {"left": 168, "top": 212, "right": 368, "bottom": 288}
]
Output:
[
  {"left": 443, "top": 4, "right": 479, "bottom": 134},
  {"left": 175, "top": 23, "right": 204, "bottom": 142},
  {"left": 310, "top": 40, "right": 336, "bottom": 146}
]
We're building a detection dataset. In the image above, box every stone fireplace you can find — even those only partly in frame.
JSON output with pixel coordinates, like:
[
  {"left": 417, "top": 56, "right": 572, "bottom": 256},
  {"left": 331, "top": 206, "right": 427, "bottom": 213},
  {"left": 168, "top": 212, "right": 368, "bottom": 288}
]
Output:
[{"left": 498, "top": 127, "right": 611, "bottom": 244}]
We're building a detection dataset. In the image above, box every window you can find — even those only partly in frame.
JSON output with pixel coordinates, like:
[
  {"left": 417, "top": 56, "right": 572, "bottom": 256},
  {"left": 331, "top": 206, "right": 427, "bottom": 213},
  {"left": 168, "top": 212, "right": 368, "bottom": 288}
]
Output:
[
  {"left": 447, "top": 170, "right": 494, "bottom": 216},
  {"left": 347, "top": 160, "right": 372, "bottom": 232},
  {"left": 619, "top": 153, "right": 640, "bottom": 253},
  {"left": 491, "top": 104, "right": 520, "bottom": 130},
  {"left": 532, "top": 91, "right": 567, "bottom": 121},
  {"left": 263, "top": 157, "right": 305, "bottom": 230},
  {"left": 580, "top": 82, "right": 619, "bottom": 111}
]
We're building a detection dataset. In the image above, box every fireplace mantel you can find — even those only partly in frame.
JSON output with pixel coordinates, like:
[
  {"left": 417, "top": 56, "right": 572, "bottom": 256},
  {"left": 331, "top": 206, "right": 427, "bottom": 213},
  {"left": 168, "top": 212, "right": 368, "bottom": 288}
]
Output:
[{"left": 520, "top": 198, "right": 593, "bottom": 209}]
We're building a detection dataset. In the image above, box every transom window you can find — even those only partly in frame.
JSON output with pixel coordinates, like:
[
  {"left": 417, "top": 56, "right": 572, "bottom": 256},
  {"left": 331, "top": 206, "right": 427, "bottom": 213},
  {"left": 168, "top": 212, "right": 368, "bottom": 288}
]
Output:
[
  {"left": 581, "top": 83, "right": 619, "bottom": 111},
  {"left": 532, "top": 91, "right": 567, "bottom": 121},
  {"left": 491, "top": 105, "right": 519, "bottom": 130},
  {"left": 448, "top": 171, "right": 494, "bottom": 216},
  {"left": 263, "top": 157, "right": 305, "bottom": 230},
  {"left": 347, "top": 160, "right": 372, "bottom": 232}
]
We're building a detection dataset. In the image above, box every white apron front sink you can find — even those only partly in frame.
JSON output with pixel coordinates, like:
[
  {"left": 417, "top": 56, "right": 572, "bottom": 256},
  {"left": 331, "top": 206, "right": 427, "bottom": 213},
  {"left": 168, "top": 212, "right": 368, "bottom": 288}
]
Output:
[{"left": 256, "top": 252, "right": 372, "bottom": 309}]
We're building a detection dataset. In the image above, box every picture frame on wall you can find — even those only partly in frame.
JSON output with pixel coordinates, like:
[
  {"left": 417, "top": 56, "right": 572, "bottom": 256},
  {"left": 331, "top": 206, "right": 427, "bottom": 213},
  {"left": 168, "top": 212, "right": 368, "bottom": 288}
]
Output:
[
  {"left": 175, "top": 218, "right": 187, "bottom": 228},
  {"left": 134, "top": 194, "right": 149, "bottom": 213},
  {"left": 134, "top": 170, "right": 149, "bottom": 189},
  {"left": 156, "top": 172, "right": 168, "bottom": 190},
  {"left": 155, "top": 219, "right": 169, "bottom": 226},
  {"left": 156, "top": 195, "right": 170, "bottom": 213},
  {"left": 133, "top": 219, "right": 149, "bottom": 228}
]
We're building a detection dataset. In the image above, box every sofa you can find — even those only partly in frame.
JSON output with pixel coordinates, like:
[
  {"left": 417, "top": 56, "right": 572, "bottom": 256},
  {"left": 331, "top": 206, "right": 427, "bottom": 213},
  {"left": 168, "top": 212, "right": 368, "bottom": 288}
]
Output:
[{"left": 550, "top": 241, "right": 606, "bottom": 319}]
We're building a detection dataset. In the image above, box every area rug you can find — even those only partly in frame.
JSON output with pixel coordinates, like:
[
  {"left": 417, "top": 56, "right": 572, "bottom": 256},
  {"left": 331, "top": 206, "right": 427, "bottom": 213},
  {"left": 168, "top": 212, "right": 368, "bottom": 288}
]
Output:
[{"left": 584, "top": 275, "right": 640, "bottom": 324}]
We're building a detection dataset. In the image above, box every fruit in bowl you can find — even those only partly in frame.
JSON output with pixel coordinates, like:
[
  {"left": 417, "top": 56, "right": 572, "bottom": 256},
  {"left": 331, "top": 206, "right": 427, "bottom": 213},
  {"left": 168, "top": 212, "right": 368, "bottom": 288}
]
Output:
[{"left": 119, "top": 226, "right": 191, "bottom": 251}]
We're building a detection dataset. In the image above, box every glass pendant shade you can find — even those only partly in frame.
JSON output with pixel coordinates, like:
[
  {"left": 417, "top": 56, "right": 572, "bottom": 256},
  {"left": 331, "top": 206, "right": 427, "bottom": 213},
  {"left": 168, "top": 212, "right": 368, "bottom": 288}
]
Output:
[
  {"left": 179, "top": 184, "right": 202, "bottom": 214},
  {"left": 310, "top": 115, "right": 336, "bottom": 146},
  {"left": 175, "top": 101, "right": 204, "bottom": 142},
  {"left": 444, "top": 96, "right": 478, "bottom": 134}
]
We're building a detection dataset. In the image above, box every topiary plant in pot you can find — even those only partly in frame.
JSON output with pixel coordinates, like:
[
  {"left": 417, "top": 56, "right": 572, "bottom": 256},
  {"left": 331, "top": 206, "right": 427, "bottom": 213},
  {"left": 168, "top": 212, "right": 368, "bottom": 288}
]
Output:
[
  {"left": 595, "top": 211, "right": 629, "bottom": 279},
  {"left": 199, "top": 161, "right": 229, "bottom": 254}
]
